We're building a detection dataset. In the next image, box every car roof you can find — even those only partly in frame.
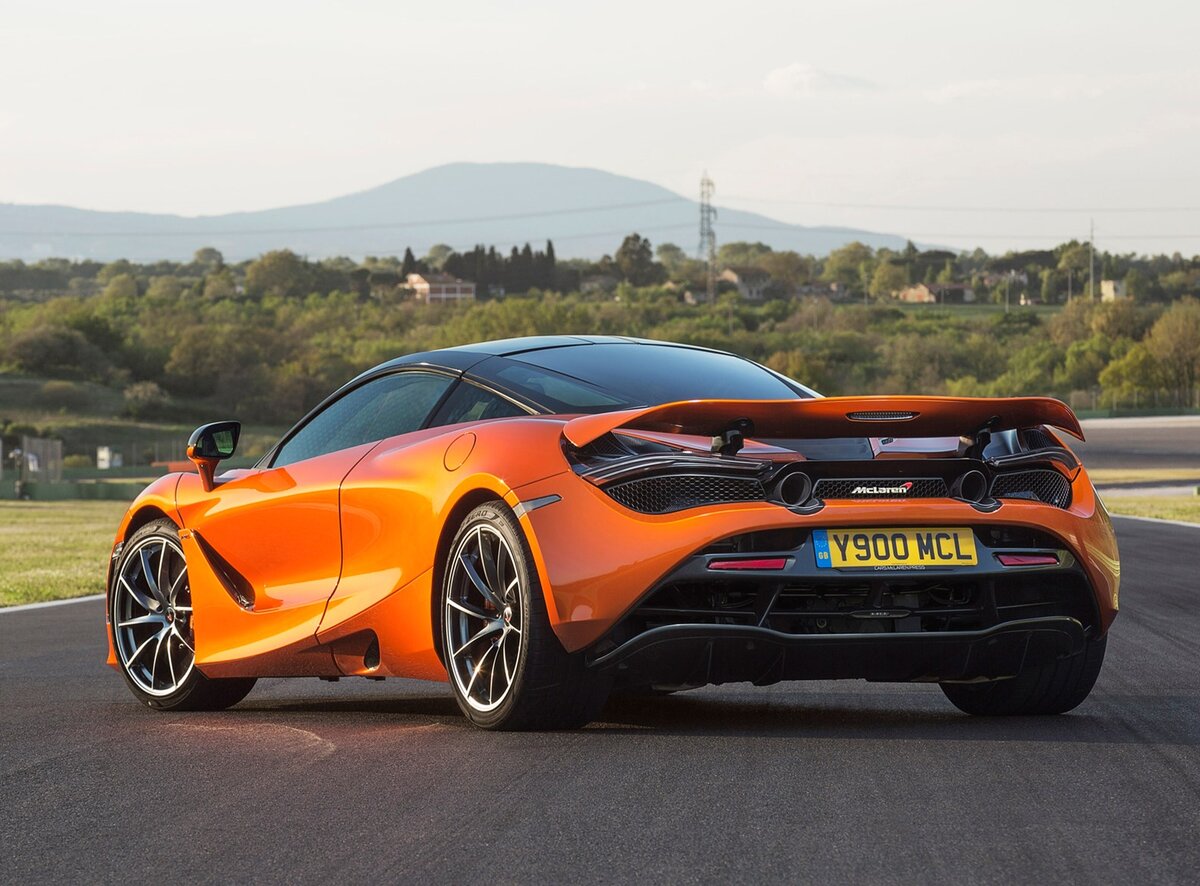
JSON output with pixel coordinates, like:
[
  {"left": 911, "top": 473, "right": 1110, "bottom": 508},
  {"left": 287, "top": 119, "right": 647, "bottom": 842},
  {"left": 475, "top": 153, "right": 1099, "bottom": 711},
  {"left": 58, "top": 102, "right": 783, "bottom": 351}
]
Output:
[{"left": 368, "top": 335, "right": 729, "bottom": 375}]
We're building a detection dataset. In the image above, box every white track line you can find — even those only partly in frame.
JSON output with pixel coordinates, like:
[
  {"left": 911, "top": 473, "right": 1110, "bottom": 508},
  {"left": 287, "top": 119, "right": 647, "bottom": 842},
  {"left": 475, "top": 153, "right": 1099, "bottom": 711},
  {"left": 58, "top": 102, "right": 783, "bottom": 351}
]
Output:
[
  {"left": 0, "top": 593, "right": 105, "bottom": 614},
  {"left": 1111, "top": 513, "right": 1200, "bottom": 530}
]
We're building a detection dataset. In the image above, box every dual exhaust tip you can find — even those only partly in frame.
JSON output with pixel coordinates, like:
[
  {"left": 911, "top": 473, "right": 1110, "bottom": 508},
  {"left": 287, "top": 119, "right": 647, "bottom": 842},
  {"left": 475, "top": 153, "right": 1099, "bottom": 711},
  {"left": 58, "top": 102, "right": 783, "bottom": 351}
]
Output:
[{"left": 770, "top": 468, "right": 991, "bottom": 506}]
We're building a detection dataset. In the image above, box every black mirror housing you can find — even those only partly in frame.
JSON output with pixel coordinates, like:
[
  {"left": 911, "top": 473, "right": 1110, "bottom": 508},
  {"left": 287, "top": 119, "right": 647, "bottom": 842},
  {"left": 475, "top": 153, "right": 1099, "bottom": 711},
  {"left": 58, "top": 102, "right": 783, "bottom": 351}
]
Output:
[{"left": 187, "top": 421, "right": 241, "bottom": 461}]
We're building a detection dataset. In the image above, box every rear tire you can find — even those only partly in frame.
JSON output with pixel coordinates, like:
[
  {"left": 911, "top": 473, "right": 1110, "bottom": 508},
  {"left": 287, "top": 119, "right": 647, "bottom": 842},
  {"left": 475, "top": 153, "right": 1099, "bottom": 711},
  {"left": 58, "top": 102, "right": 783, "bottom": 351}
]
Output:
[
  {"left": 111, "top": 518, "right": 256, "bottom": 712},
  {"left": 440, "top": 502, "right": 610, "bottom": 730},
  {"left": 940, "top": 634, "right": 1107, "bottom": 716}
]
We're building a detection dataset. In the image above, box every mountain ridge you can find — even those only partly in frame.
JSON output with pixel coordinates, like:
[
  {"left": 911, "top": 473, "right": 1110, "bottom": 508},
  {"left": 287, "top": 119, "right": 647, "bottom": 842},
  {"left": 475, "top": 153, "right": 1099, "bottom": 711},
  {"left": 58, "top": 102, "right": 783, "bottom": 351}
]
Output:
[{"left": 0, "top": 162, "right": 909, "bottom": 261}]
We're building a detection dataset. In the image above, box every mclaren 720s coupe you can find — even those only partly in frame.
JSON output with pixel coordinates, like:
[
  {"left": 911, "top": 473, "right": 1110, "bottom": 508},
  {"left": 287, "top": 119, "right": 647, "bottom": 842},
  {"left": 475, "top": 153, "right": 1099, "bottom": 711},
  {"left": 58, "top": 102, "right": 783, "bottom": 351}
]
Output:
[{"left": 106, "top": 336, "right": 1119, "bottom": 729}]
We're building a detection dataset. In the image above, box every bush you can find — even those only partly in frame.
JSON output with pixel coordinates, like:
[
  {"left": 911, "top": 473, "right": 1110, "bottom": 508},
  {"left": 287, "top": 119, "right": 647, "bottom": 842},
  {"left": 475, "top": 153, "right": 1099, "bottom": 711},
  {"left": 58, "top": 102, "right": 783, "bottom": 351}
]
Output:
[
  {"left": 40, "top": 380, "right": 91, "bottom": 411},
  {"left": 123, "top": 381, "right": 170, "bottom": 419},
  {"left": 63, "top": 453, "right": 92, "bottom": 469},
  {"left": 9, "top": 326, "right": 111, "bottom": 381}
]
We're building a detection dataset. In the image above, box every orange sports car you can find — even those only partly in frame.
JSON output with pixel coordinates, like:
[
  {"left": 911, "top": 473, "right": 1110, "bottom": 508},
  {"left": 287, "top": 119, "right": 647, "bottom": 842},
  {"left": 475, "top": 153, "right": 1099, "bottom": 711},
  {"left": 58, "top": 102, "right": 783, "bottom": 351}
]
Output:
[{"left": 106, "top": 336, "right": 1119, "bottom": 729}]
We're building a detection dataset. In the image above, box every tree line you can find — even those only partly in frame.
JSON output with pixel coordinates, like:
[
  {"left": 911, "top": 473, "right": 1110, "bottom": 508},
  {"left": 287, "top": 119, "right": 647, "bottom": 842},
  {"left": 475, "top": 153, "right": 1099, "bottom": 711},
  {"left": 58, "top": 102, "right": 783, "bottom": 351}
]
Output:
[{"left": 1, "top": 238, "right": 1198, "bottom": 434}]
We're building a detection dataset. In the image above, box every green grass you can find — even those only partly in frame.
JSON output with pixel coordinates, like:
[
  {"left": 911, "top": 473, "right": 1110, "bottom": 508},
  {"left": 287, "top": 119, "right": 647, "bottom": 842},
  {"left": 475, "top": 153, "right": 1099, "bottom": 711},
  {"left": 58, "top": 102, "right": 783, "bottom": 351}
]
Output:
[
  {"left": 0, "top": 500, "right": 129, "bottom": 606},
  {"left": 1106, "top": 495, "right": 1200, "bottom": 524},
  {"left": 1090, "top": 468, "right": 1200, "bottom": 485}
]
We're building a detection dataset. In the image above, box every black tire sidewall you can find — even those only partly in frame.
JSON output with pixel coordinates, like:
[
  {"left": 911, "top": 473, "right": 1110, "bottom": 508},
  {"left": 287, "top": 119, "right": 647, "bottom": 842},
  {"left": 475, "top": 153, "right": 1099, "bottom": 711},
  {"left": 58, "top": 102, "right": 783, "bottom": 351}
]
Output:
[
  {"left": 111, "top": 519, "right": 210, "bottom": 711},
  {"left": 442, "top": 503, "right": 540, "bottom": 729}
]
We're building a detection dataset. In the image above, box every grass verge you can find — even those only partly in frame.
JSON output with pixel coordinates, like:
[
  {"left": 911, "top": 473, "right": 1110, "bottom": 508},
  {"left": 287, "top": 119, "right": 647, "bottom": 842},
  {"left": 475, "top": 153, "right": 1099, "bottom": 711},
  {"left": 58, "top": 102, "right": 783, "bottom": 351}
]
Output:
[
  {"left": 1105, "top": 495, "right": 1200, "bottom": 524},
  {"left": 1090, "top": 468, "right": 1200, "bottom": 485},
  {"left": 0, "top": 501, "right": 129, "bottom": 606}
]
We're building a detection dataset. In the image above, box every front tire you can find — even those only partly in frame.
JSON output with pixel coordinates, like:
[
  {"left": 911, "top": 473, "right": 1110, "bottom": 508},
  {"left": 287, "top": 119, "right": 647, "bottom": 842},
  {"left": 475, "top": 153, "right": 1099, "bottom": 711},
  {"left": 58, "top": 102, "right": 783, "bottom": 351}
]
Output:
[
  {"left": 440, "top": 502, "right": 610, "bottom": 730},
  {"left": 940, "top": 634, "right": 1107, "bottom": 716},
  {"left": 110, "top": 519, "right": 255, "bottom": 711}
]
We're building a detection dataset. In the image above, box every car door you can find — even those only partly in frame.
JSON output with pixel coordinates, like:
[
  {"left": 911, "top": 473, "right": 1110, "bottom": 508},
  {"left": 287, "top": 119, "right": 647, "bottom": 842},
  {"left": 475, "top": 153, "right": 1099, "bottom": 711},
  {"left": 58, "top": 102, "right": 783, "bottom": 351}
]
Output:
[
  {"left": 320, "top": 379, "right": 533, "bottom": 676},
  {"left": 178, "top": 370, "right": 456, "bottom": 674}
]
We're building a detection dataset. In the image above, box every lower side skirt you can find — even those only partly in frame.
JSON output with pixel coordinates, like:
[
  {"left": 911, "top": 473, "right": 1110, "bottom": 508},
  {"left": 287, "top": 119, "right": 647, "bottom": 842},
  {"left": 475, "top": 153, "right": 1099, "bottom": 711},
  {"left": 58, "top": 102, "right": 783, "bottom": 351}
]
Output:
[{"left": 589, "top": 616, "right": 1086, "bottom": 686}]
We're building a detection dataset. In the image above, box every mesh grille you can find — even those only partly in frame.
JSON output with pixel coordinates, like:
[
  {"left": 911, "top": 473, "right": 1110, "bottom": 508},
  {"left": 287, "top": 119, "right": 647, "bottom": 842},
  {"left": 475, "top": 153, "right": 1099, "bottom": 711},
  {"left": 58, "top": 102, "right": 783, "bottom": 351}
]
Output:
[
  {"left": 1022, "top": 427, "right": 1058, "bottom": 450},
  {"left": 814, "top": 477, "right": 948, "bottom": 499},
  {"left": 578, "top": 433, "right": 629, "bottom": 459},
  {"left": 990, "top": 470, "right": 1071, "bottom": 509},
  {"left": 605, "top": 474, "right": 765, "bottom": 514}
]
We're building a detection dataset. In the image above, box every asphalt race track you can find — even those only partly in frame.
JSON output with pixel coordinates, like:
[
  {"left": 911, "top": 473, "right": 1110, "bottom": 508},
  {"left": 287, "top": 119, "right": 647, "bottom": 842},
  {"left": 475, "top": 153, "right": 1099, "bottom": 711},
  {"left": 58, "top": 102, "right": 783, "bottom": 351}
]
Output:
[{"left": 2, "top": 517, "right": 1198, "bottom": 884}]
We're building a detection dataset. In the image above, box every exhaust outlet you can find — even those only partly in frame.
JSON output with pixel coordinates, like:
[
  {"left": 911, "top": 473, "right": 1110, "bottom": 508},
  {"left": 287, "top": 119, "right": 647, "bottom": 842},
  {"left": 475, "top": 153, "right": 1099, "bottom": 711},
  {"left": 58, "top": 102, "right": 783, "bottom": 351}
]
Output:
[
  {"left": 953, "top": 469, "right": 989, "bottom": 503},
  {"left": 775, "top": 470, "right": 813, "bottom": 506}
]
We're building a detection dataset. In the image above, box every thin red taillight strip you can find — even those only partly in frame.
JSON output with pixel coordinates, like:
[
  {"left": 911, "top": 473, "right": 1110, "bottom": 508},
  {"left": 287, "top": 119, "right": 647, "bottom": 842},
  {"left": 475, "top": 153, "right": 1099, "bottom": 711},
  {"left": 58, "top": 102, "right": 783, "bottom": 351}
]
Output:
[{"left": 708, "top": 558, "right": 789, "bottom": 571}]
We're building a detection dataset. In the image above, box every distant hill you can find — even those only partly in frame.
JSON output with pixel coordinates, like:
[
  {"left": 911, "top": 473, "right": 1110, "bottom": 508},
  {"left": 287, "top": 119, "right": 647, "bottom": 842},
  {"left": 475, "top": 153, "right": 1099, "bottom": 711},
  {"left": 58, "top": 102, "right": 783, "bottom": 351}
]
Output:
[{"left": 0, "top": 162, "right": 909, "bottom": 261}]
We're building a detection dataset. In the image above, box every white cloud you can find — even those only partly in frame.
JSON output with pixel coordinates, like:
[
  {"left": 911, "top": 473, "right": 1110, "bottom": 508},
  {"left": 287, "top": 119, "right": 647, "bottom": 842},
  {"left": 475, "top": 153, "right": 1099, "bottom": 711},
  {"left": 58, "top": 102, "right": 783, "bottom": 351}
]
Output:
[{"left": 763, "top": 63, "right": 877, "bottom": 98}]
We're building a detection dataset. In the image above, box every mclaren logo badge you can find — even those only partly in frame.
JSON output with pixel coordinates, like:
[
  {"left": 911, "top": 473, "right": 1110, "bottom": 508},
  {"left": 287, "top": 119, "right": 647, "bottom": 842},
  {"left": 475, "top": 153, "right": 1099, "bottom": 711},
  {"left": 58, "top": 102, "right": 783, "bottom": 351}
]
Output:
[{"left": 852, "top": 481, "right": 914, "bottom": 495}]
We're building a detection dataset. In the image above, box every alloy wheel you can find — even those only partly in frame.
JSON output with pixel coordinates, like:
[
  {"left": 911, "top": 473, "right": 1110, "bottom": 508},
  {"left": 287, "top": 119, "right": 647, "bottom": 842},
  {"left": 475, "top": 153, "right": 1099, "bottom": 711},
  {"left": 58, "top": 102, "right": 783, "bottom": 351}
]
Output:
[
  {"left": 112, "top": 535, "right": 196, "bottom": 697},
  {"left": 444, "top": 523, "right": 524, "bottom": 712}
]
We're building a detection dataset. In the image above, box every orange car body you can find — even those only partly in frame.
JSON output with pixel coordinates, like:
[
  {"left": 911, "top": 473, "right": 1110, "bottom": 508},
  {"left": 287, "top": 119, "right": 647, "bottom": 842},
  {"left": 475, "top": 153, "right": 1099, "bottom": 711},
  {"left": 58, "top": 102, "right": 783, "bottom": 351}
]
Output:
[{"left": 106, "top": 390, "right": 1119, "bottom": 686}]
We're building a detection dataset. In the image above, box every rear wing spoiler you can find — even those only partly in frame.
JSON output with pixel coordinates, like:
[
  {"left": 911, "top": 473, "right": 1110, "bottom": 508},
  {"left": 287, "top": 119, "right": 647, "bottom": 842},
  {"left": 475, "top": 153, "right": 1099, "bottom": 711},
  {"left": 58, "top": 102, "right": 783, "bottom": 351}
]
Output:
[{"left": 562, "top": 396, "right": 1084, "bottom": 448}]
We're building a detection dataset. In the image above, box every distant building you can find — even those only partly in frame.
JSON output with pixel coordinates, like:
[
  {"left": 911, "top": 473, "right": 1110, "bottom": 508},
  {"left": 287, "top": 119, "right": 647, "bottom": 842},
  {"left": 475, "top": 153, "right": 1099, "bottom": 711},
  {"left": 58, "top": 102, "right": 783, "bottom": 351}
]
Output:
[
  {"left": 794, "top": 282, "right": 842, "bottom": 299},
  {"left": 982, "top": 271, "right": 1029, "bottom": 287},
  {"left": 895, "top": 283, "right": 976, "bottom": 304},
  {"left": 719, "top": 266, "right": 771, "bottom": 300},
  {"left": 1100, "top": 279, "right": 1128, "bottom": 302},
  {"left": 580, "top": 274, "right": 619, "bottom": 294},
  {"left": 406, "top": 272, "right": 475, "bottom": 303}
]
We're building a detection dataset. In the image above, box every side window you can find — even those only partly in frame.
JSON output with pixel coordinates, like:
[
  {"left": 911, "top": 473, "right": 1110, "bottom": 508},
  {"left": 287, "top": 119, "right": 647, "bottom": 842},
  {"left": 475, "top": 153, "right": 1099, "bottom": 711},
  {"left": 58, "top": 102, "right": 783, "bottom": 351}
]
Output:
[
  {"left": 430, "top": 381, "right": 529, "bottom": 427},
  {"left": 273, "top": 371, "right": 454, "bottom": 467}
]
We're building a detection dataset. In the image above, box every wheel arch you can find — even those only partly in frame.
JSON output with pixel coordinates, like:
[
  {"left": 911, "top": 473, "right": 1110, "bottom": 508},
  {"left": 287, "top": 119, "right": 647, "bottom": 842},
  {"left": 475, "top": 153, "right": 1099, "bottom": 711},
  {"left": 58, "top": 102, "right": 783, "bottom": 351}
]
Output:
[{"left": 430, "top": 487, "right": 511, "bottom": 668}]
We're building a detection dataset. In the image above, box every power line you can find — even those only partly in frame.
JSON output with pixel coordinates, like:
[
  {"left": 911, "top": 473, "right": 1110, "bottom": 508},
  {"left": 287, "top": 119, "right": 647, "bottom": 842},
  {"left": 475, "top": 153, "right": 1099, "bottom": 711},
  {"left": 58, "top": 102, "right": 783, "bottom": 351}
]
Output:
[{"left": 719, "top": 195, "right": 1200, "bottom": 213}]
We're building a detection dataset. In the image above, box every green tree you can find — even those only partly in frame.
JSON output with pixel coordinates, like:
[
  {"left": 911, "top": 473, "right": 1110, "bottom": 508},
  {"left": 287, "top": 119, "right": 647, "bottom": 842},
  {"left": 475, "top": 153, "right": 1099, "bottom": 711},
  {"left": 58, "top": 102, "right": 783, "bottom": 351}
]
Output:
[
  {"left": 244, "top": 250, "right": 312, "bottom": 299},
  {"left": 202, "top": 270, "right": 237, "bottom": 300},
  {"left": 8, "top": 325, "right": 111, "bottom": 380},
  {"left": 1145, "top": 296, "right": 1200, "bottom": 406},
  {"left": 193, "top": 247, "right": 224, "bottom": 271},
  {"left": 1099, "top": 343, "right": 1164, "bottom": 407},
  {"left": 424, "top": 244, "right": 454, "bottom": 270},
  {"left": 869, "top": 261, "right": 907, "bottom": 298},
  {"left": 145, "top": 275, "right": 183, "bottom": 301},
  {"left": 615, "top": 233, "right": 663, "bottom": 286},
  {"left": 102, "top": 273, "right": 138, "bottom": 300},
  {"left": 821, "top": 242, "right": 873, "bottom": 289},
  {"left": 1040, "top": 269, "right": 1056, "bottom": 303},
  {"left": 655, "top": 242, "right": 688, "bottom": 275},
  {"left": 759, "top": 251, "right": 812, "bottom": 288}
]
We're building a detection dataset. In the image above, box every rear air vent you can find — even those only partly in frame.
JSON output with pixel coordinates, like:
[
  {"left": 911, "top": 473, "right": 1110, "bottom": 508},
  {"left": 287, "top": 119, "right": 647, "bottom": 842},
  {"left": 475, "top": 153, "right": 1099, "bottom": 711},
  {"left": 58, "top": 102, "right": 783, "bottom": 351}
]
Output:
[
  {"left": 1021, "top": 427, "right": 1058, "bottom": 451},
  {"left": 990, "top": 470, "right": 1071, "bottom": 509},
  {"left": 605, "top": 475, "right": 766, "bottom": 514}
]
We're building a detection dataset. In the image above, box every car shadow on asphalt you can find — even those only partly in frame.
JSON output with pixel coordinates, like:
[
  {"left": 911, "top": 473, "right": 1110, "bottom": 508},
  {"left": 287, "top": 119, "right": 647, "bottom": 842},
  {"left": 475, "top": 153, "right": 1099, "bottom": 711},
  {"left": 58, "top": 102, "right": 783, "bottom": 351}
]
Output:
[
  {"left": 227, "top": 688, "right": 1197, "bottom": 745},
  {"left": 587, "top": 692, "right": 1198, "bottom": 744}
]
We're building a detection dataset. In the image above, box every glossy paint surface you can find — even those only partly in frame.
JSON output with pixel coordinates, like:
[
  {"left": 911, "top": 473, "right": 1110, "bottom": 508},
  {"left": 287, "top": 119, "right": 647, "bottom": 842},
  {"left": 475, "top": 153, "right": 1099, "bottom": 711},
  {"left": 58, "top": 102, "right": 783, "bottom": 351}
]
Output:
[{"left": 103, "top": 341, "right": 1117, "bottom": 684}]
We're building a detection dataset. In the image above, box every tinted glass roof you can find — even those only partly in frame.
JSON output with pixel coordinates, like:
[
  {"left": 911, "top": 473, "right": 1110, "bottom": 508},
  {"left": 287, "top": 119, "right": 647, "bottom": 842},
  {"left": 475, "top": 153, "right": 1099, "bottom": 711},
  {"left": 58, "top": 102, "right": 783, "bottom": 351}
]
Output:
[{"left": 462, "top": 341, "right": 807, "bottom": 412}]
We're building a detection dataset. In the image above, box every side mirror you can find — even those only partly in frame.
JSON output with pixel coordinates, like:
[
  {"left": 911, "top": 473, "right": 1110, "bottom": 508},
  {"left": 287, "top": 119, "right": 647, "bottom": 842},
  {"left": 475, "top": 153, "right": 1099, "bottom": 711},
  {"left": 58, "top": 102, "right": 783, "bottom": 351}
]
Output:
[{"left": 187, "top": 421, "right": 241, "bottom": 492}]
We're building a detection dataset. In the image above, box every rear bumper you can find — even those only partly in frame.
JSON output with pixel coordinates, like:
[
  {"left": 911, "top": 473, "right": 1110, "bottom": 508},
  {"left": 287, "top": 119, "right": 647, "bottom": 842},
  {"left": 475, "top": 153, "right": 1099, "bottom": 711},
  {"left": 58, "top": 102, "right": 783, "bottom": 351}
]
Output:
[
  {"left": 513, "top": 471, "right": 1120, "bottom": 653},
  {"left": 589, "top": 617, "right": 1087, "bottom": 685}
]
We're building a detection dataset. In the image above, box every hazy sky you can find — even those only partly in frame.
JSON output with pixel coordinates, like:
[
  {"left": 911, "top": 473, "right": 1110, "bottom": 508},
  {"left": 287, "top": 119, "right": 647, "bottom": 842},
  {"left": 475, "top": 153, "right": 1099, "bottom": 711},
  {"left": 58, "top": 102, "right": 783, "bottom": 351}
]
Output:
[{"left": 2, "top": 0, "right": 1198, "bottom": 254}]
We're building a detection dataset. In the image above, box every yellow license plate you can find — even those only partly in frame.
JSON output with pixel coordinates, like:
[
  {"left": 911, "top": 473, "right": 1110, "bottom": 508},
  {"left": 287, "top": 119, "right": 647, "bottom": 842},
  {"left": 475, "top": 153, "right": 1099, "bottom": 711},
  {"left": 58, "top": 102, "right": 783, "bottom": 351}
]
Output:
[{"left": 814, "top": 527, "right": 977, "bottom": 569}]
